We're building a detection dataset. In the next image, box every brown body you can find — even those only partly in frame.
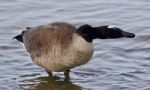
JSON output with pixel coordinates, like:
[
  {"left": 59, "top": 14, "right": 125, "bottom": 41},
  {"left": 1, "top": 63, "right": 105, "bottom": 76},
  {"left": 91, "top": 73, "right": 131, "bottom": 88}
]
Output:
[
  {"left": 14, "top": 22, "right": 135, "bottom": 78},
  {"left": 22, "top": 22, "right": 94, "bottom": 72}
]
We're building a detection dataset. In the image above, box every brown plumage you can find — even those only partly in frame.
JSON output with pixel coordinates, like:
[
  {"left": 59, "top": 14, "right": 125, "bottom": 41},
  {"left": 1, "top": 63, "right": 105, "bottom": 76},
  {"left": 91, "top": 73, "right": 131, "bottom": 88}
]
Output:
[
  {"left": 14, "top": 22, "right": 135, "bottom": 78},
  {"left": 20, "top": 22, "right": 93, "bottom": 78},
  {"left": 24, "top": 22, "right": 76, "bottom": 56}
]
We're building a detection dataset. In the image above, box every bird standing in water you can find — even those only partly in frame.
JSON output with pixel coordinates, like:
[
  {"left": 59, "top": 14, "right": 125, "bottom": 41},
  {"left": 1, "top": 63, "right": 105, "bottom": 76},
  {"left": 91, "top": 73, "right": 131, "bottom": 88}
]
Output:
[{"left": 13, "top": 22, "right": 135, "bottom": 79}]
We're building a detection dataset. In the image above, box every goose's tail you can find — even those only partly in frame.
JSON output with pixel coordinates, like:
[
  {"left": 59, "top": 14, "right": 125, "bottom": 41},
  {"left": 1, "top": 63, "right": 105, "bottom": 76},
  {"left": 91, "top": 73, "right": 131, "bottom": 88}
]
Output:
[
  {"left": 13, "top": 34, "right": 23, "bottom": 42},
  {"left": 13, "top": 31, "right": 25, "bottom": 42}
]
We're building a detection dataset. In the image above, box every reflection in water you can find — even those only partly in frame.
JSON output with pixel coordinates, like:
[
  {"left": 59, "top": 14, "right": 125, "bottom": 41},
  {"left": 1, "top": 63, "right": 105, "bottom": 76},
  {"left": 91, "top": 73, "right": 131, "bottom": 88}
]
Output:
[{"left": 19, "top": 75, "right": 82, "bottom": 90}]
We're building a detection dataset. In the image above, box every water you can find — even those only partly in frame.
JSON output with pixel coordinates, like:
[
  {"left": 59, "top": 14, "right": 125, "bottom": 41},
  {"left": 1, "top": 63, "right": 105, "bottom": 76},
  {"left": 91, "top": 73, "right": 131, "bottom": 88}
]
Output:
[{"left": 0, "top": 0, "right": 150, "bottom": 90}]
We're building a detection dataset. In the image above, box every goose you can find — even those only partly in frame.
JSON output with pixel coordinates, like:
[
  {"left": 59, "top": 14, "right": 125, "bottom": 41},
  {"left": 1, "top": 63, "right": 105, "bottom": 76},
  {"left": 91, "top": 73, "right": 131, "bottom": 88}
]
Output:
[{"left": 13, "top": 22, "right": 135, "bottom": 78}]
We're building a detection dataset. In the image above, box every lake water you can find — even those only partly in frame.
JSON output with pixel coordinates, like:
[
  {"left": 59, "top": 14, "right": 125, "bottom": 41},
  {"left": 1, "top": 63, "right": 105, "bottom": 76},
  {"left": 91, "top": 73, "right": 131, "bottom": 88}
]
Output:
[{"left": 0, "top": 0, "right": 150, "bottom": 90}]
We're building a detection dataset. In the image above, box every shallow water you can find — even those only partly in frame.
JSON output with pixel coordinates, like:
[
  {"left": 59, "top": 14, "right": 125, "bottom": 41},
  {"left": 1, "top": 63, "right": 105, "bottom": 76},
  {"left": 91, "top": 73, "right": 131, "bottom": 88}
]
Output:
[{"left": 0, "top": 0, "right": 150, "bottom": 90}]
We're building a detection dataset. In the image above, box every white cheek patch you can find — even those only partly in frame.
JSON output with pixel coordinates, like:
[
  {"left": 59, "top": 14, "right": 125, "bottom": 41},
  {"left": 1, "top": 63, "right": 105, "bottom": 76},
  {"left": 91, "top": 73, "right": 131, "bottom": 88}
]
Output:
[{"left": 108, "top": 25, "right": 117, "bottom": 29}]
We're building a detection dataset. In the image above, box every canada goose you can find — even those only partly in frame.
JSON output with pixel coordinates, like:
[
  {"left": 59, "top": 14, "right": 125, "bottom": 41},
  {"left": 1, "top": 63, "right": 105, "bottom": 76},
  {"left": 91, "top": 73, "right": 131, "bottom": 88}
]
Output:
[{"left": 13, "top": 22, "right": 135, "bottom": 78}]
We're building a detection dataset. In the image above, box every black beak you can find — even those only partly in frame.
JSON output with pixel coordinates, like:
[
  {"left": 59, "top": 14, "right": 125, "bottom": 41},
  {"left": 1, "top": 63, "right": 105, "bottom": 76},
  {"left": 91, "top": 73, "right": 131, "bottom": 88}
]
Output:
[
  {"left": 122, "top": 32, "right": 135, "bottom": 38},
  {"left": 13, "top": 35, "right": 23, "bottom": 42}
]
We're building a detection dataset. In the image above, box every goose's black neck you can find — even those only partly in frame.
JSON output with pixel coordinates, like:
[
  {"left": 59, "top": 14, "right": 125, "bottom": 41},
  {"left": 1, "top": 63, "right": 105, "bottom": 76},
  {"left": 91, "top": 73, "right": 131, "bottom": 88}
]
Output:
[
  {"left": 77, "top": 24, "right": 108, "bottom": 42},
  {"left": 77, "top": 24, "right": 135, "bottom": 42}
]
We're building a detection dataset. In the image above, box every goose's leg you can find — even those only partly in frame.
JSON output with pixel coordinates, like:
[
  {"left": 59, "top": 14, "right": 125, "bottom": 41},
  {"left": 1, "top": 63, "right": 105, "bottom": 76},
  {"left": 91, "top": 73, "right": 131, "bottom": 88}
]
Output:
[
  {"left": 46, "top": 70, "right": 52, "bottom": 76},
  {"left": 64, "top": 70, "right": 70, "bottom": 80}
]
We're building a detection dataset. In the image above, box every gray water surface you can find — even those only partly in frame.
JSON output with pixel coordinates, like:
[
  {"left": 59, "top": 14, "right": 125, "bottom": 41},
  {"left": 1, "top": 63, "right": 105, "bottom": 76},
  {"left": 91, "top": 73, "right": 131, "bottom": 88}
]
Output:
[{"left": 0, "top": 0, "right": 150, "bottom": 90}]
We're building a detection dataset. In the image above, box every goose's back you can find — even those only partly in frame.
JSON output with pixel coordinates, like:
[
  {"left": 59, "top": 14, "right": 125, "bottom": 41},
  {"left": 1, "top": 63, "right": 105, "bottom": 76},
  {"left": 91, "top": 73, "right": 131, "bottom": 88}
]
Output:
[{"left": 23, "top": 22, "right": 76, "bottom": 54}]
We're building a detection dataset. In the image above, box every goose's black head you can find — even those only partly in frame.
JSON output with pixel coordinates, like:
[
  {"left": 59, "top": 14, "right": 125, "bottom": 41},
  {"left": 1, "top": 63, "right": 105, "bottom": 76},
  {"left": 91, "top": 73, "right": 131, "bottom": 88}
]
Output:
[{"left": 77, "top": 24, "right": 135, "bottom": 42}]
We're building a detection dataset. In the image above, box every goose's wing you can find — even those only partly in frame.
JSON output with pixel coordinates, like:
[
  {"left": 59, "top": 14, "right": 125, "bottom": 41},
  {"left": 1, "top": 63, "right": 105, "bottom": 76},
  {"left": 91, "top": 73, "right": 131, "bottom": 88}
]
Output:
[{"left": 23, "top": 22, "right": 76, "bottom": 57}]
